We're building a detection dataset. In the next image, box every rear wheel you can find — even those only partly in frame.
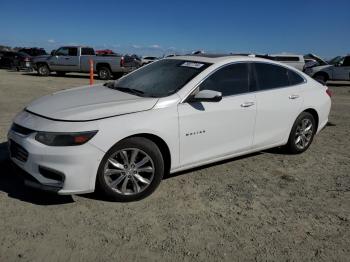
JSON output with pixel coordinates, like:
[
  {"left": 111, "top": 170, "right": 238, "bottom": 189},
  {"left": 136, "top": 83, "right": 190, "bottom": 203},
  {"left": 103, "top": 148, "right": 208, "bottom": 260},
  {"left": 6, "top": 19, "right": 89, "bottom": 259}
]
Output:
[
  {"left": 98, "top": 67, "right": 112, "bottom": 80},
  {"left": 286, "top": 112, "right": 316, "bottom": 154},
  {"left": 96, "top": 137, "right": 164, "bottom": 202},
  {"left": 37, "top": 64, "right": 50, "bottom": 76}
]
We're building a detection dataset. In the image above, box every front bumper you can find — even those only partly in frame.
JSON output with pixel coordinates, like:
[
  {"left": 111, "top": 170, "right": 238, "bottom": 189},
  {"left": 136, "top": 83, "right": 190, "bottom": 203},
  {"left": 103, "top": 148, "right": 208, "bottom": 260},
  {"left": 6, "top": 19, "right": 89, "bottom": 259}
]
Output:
[{"left": 8, "top": 129, "right": 105, "bottom": 195}]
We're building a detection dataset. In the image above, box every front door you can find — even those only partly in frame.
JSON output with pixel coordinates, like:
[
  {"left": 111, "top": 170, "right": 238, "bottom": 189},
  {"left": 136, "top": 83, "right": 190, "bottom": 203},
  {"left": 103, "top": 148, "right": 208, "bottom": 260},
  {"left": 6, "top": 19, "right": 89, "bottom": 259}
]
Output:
[
  {"left": 178, "top": 63, "right": 256, "bottom": 167},
  {"left": 51, "top": 47, "right": 79, "bottom": 71}
]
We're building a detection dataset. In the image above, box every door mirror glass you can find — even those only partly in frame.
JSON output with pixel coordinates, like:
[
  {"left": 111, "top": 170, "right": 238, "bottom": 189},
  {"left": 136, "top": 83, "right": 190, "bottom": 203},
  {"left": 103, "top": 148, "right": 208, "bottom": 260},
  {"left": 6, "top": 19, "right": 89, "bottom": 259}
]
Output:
[
  {"left": 50, "top": 50, "right": 56, "bottom": 56},
  {"left": 189, "top": 90, "right": 222, "bottom": 102}
]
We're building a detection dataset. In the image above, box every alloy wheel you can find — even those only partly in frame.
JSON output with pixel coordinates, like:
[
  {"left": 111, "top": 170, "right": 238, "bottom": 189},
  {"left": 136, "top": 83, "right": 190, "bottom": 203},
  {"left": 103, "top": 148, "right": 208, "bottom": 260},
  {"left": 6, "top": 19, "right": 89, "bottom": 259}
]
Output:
[
  {"left": 103, "top": 148, "right": 155, "bottom": 195},
  {"left": 294, "top": 118, "right": 313, "bottom": 150}
]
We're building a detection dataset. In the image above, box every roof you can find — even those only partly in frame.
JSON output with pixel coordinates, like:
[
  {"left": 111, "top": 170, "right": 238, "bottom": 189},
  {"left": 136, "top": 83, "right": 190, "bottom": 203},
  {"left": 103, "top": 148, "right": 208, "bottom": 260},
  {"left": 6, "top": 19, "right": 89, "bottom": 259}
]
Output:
[{"left": 166, "top": 54, "right": 264, "bottom": 64}]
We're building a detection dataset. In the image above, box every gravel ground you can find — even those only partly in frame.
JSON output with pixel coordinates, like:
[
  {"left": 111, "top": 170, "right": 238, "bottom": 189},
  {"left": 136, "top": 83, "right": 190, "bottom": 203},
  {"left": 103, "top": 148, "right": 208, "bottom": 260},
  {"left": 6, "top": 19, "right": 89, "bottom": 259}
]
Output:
[{"left": 0, "top": 69, "right": 349, "bottom": 261}]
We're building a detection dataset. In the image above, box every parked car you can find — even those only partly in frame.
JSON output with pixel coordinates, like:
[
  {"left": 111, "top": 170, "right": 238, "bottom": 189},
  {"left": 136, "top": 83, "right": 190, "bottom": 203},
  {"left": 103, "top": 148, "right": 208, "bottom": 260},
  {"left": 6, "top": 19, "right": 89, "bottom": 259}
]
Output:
[
  {"left": 18, "top": 47, "right": 47, "bottom": 57},
  {"left": 304, "top": 55, "right": 350, "bottom": 82},
  {"left": 8, "top": 55, "right": 331, "bottom": 201},
  {"left": 0, "top": 51, "right": 32, "bottom": 71},
  {"left": 141, "top": 56, "right": 158, "bottom": 66},
  {"left": 32, "top": 46, "right": 139, "bottom": 80}
]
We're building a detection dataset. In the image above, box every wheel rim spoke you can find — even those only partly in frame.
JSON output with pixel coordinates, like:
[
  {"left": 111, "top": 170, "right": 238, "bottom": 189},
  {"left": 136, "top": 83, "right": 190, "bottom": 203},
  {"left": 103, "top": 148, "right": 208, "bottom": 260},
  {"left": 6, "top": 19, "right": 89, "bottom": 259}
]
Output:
[
  {"left": 110, "top": 174, "right": 126, "bottom": 188},
  {"left": 108, "top": 158, "right": 125, "bottom": 170},
  {"left": 120, "top": 150, "right": 129, "bottom": 165},
  {"left": 105, "top": 169, "right": 123, "bottom": 176},
  {"left": 135, "top": 156, "right": 150, "bottom": 168},
  {"left": 137, "top": 166, "right": 153, "bottom": 173},
  {"left": 134, "top": 173, "right": 151, "bottom": 184}
]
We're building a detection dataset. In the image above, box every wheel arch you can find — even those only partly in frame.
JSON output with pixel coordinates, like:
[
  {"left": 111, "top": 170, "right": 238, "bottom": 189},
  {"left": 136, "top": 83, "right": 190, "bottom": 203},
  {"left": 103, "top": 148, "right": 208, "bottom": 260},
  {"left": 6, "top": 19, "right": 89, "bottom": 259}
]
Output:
[
  {"left": 109, "top": 133, "right": 172, "bottom": 175},
  {"left": 302, "top": 108, "right": 319, "bottom": 130},
  {"left": 96, "top": 63, "right": 111, "bottom": 71},
  {"left": 312, "top": 71, "right": 329, "bottom": 81}
]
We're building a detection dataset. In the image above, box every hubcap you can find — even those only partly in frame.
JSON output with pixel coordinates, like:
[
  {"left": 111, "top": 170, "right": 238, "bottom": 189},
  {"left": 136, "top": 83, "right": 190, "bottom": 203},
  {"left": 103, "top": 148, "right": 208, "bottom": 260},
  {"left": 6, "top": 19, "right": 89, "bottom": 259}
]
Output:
[
  {"left": 294, "top": 118, "right": 313, "bottom": 150},
  {"left": 100, "top": 70, "right": 108, "bottom": 79},
  {"left": 40, "top": 66, "right": 48, "bottom": 75},
  {"left": 103, "top": 148, "right": 155, "bottom": 195}
]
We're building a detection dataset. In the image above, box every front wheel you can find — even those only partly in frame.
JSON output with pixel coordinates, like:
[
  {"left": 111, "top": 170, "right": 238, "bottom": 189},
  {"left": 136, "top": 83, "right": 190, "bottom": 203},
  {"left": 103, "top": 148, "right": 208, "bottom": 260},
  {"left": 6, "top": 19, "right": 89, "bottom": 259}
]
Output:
[
  {"left": 286, "top": 112, "right": 316, "bottom": 154},
  {"left": 96, "top": 137, "right": 164, "bottom": 202}
]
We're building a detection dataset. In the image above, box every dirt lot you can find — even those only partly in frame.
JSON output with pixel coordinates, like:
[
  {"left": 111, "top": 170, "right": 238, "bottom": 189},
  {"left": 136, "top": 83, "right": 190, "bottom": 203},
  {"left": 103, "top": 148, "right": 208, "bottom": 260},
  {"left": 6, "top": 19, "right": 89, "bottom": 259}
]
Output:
[{"left": 0, "top": 69, "right": 349, "bottom": 261}]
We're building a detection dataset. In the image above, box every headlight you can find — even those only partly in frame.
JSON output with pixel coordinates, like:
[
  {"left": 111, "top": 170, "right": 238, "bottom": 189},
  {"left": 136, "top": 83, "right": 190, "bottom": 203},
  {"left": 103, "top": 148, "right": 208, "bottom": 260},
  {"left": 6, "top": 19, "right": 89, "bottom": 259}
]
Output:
[{"left": 35, "top": 131, "right": 98, "bottom": 146}]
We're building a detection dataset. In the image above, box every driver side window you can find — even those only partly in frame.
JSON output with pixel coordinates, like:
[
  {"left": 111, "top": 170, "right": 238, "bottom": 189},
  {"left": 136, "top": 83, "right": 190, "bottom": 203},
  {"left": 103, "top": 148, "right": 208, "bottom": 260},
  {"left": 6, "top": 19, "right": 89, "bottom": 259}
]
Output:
[
  {"left": 55, "top": 47, "right": 69, "bottom": 56},
  {"left": 199, "top": 63, "right": 250, "bottom": 96}
]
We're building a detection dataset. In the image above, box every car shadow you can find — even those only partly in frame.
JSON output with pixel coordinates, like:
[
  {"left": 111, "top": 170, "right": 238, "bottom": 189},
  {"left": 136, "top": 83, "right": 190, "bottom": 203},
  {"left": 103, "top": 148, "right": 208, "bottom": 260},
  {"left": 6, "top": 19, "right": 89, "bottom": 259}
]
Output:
[
  {"left": 21, "top": 72, "right": 92, "bottom": 79},
  {"left": 0, "top": 142, "right": 74, "bottom": 205}
]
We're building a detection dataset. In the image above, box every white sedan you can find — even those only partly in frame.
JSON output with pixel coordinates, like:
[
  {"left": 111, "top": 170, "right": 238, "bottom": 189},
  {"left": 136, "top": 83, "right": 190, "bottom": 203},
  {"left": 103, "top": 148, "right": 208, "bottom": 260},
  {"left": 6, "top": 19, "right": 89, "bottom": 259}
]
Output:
[{"left": 8, "top": 55, "right": 332, "bottom": 201}]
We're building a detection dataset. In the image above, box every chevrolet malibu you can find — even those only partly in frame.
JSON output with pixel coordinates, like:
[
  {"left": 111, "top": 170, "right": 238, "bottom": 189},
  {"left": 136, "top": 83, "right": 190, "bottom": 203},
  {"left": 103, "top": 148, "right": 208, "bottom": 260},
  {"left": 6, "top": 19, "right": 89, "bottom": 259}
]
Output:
[{"left": 8, "top": 55, "right": 332, "bottom": 201}]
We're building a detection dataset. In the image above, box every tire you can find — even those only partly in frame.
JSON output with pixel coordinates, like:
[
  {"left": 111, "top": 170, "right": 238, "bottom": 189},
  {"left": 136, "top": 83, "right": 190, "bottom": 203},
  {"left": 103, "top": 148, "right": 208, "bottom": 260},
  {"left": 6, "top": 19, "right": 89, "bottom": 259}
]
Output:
[
  {"left": 286, "top": 112, "right": 316, "bottom": 154},
  {"left": 98, "top": 67, "right": 112, "bottom": 80},
  {"left": 37, "top": 64, "right": 50, "bottom": 76},
  {"left": 96, "top": 137, "right": 164, "bottom": 202},
  {"left": 56, "top": 71, "right": 66, "bottom": 76}
]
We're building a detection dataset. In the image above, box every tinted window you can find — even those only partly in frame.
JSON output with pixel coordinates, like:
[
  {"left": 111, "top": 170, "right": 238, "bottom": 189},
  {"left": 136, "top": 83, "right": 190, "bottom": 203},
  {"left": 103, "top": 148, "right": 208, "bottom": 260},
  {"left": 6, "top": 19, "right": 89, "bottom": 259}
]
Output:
[
  {"left": 342, "top": 56, "right": 350, "bottom": 66},
  {"left": 254, "top": 63, "right": 290, "bottom": 90},
  {"left": 288, "top": 70, "right": 304, "bottom": 85},
  {"left": 81, "top": 48, "right": 95, "bottom": 55},
  {"left": 274, "top": 56, "right": 300, "bottom": 62},
  {"left": 199, "top": 63, "right": 249, "bottom": 96},
  {"left": 68, "top": 48, "right": 77, "bottom": 56},
  {"left": 55, "top": 47, "right": 69, "bottom": 56},
  {"left": 113, "top": 59, "right": 210, "bottom": 97}
]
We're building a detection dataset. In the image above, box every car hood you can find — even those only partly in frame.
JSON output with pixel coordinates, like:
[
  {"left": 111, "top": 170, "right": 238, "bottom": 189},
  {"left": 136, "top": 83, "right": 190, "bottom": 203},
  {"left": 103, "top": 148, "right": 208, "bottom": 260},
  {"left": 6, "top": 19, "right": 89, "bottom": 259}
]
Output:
[{"left": 26, "top": 84, "right": 158, "bottom": 121}]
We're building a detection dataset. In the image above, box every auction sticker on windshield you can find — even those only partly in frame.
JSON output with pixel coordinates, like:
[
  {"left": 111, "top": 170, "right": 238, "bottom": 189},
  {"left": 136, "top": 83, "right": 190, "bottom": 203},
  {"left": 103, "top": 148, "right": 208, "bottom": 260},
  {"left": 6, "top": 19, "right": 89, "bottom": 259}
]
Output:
[{"left": 180, "top": 62, "right": 205, "bottom": 69}]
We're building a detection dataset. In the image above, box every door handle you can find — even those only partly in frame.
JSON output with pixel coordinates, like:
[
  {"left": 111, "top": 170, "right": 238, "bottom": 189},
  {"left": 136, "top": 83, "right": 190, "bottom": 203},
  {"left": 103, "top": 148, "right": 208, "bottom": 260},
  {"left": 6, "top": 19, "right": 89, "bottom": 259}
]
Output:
[
  {"left": 240, "top": 101, "right": 255, "bottom": 108},
  {"left": 289, "top": 94, "right": 299, "bottom": 99},
  {"left": 64, "top": 57, "right": 70, "bottom": 60}
]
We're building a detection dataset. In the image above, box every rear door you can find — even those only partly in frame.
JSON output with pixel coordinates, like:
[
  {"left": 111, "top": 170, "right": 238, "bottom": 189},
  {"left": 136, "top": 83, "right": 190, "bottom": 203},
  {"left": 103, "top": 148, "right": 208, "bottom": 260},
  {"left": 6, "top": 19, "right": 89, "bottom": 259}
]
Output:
[
  {"left": 178, "top": 62, "right": 257, "bottom": 166},
  {"left": 252, "top": 62, "right": 305, "bottom": 149},
  {"left": 333, "top": 56, "right": 350, "bottom": 80}
]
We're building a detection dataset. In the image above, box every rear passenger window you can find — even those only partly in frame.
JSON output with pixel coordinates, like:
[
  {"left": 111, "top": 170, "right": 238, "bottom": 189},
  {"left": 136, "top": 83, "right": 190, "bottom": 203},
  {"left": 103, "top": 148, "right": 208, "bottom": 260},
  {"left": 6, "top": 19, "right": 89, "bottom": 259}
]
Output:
[
  {"left": 68, "top": 48, "right": 78, "bottom": 56},
  {"left": 254, "top": 63, "right": 289, "bottom": 90},
  {"left": 288, "top": 70, "right": 304, "bottom": 85},
  {"left": 81, "top": 48, "right": 95, "bottom": 55},
  {"left": 199, "top": 63, "right": 250, "bottom": 96}
]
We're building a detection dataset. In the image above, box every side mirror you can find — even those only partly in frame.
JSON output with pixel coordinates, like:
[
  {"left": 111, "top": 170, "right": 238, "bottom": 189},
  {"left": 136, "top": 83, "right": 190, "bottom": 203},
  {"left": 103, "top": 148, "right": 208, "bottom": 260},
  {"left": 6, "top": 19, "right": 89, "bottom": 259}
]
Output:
[
  {"left": 50, "top": 50, "right": 56, "bottom": 56},
  {"left": 188, "top": 90, "right": 222, "bottom": 103}
]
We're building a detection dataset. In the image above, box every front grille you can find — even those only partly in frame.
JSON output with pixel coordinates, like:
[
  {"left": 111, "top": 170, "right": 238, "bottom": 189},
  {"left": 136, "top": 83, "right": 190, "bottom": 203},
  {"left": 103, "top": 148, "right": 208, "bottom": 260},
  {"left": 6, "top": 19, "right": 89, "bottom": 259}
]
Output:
[
  {"left": 9, "top": 140, "right": 29, "bottom": 162},
  {"left": 11, "top": 123, "right": 35, "bottom": 136}
]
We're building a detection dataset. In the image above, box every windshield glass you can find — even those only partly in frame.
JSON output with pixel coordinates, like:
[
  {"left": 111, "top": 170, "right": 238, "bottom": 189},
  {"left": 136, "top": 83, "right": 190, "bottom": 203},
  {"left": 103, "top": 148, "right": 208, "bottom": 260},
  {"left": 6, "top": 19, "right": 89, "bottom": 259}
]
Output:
[
  {"left": 328, "top": 56, "right": 344, "bottom": 65},
  {"left": 113, "top": 59, "right": 211, "bottom": 97}
]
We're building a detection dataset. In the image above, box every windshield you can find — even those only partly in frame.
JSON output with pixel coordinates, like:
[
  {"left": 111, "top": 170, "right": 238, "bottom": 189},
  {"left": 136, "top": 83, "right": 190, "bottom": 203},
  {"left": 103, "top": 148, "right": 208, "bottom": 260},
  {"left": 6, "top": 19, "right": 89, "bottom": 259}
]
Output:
[
  {"left": 113, "top": 59, "right": 211, "bottom": 97},
  {"left": 328, "top": 56, "right": 344, "bottom": 65}
]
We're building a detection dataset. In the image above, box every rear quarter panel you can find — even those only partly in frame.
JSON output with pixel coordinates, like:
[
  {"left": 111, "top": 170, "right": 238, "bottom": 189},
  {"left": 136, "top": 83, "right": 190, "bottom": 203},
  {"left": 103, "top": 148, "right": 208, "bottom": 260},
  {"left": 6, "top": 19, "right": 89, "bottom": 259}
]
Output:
[{"left": 300, "top": 79, "right": 331, "bottom": 133}]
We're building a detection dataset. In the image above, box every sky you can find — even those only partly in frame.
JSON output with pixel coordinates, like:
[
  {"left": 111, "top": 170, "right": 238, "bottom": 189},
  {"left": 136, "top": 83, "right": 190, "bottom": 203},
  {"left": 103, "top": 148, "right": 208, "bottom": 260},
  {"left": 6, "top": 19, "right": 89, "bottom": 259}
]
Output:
[{"left": 0, "top": 0, "right": 349, "bottom": 59}]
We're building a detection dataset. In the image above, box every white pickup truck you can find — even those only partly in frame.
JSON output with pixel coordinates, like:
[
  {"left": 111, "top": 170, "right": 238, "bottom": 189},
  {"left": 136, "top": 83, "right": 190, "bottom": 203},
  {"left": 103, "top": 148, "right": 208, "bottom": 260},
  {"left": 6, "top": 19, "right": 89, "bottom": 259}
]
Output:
[
  {"left": 304, "top": 55, "right": 350, "bottom": 82},
  {"left": 32, "top": 46, "right": 139, "bottom": 80}
]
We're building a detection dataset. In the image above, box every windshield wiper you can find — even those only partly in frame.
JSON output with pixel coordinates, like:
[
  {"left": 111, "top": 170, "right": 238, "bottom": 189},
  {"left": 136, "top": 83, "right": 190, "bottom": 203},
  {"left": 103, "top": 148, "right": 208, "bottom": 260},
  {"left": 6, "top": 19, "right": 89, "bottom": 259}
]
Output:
[{"left": 104, "top": 82, "right": 145, "bottom": 96}]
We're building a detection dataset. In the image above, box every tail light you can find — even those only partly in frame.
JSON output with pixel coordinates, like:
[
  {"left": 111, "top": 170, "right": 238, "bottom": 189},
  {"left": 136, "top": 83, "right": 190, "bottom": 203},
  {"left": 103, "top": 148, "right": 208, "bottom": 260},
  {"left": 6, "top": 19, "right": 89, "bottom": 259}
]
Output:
[
  {"left": 326, "top": 89, "right": 333, "bottom": 98},
  {"left": 120, "top": 56, "right": 125, "bottom": 67}
]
